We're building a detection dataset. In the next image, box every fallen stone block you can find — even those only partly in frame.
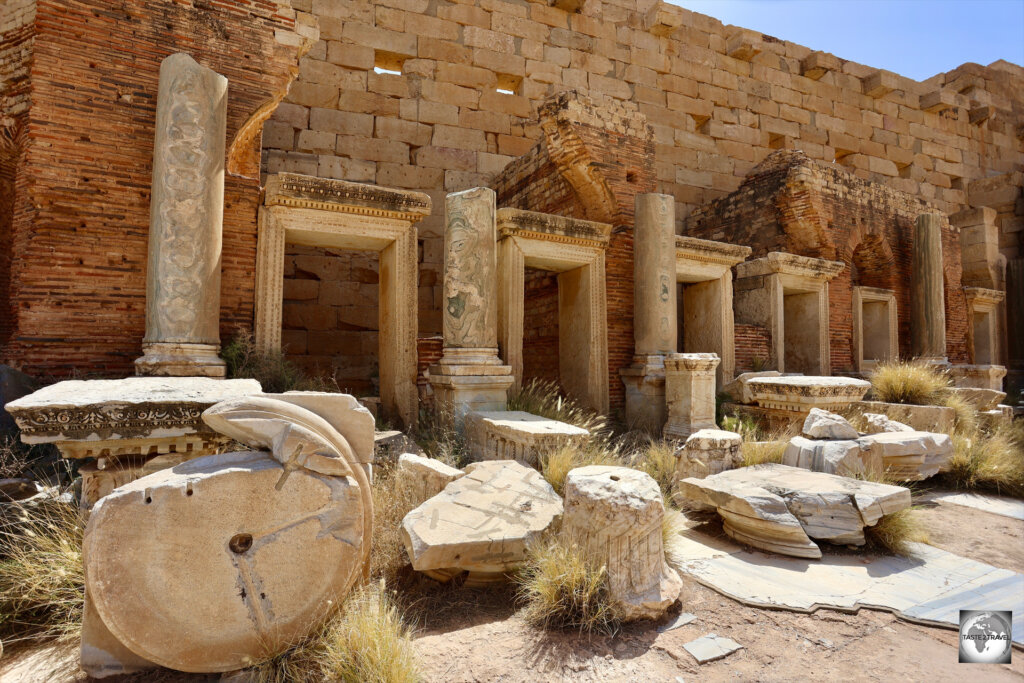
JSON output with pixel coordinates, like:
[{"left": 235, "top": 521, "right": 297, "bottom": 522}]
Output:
[
  {"left": 853, "top": 400, "right": 954, "bottom": 433},
  {"left": 945, "top": 386, "right": 1006, "bottom": 411},
  {"left": 783, "top": 436, "right": 880, "bottom": 478},
  {"left": 374, "top": 429, "right": 423, "bottom": 464},
  {"left": 721, "top": 370, "right": 781, "bottom": 405},
  {"left": 395, "top": 452, "right": 464, "bottom": 506},
  {"left": 675, "top": 464, "right": 911, "bottom": 558},
  {"left": 464, "top": 410, "right": 588, "bottom": 467},
  {"left": 683, "top": 633, "right": 743, "bottom": 664},
  {"left": 857, "top": 430, "right": 953, "bottom": 481},
  {"left": 746, "top": 376, "right": 871, "bottom": 413},
  {"left": 563, "top": 466, "right": 682, "bottom": 620},
  {"left": 862, "top": 412, "right": 913, "bottom": 434},
  {"left": 673, "top": 429, "right": 742, "bottom": 481},
  {"left": 401, "top": 459, "right": 562, "bottom": 584},
  {"left": 802, "top": 407, "right": 859, "bottom": 440}
]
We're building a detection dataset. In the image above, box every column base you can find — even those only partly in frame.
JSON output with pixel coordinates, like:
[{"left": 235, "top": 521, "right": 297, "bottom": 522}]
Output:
[
  {"left": 428, "top": 348, "right": 513, "bottom": 428},
  {"left": 619, "top": 354, "right": 667, "bottom": 435},
  {"left": 135, "top": 342, "right": 226, "bottom": 378}
]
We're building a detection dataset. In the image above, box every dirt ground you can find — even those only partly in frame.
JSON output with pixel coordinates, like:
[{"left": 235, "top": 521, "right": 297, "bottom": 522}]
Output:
[{"left": 2, "top": 490, "right": 1021, "bottom": 682}]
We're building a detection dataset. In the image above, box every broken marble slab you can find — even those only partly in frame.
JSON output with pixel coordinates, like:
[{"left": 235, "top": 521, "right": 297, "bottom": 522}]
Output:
[
  {"left": 674, "top": 529, "right": 1024, "bottom": 645},
  {"left": 920, "top": 491, "right": 1024, "bottom": 521},
  {"left": 675, "top": 464, "right": 910, "bottom": 558},
  {"left": 401, "top": 459, "right": 562, "bottom": 583},
  {"left": 465, "top": 410, "right": 589, "bottom": 467},
  {"left": 395, "top": 453, "right": 464, "bottom": 507},
  {"left": 783, "top": 430, "right": 953, "bottom": 482},
  {"left": 682, "top": 633, "right": 743, "bottom": 664},
  {"left": 801, "top": 408, "right": 858, "bottom": 440},
  {"left": 862, "top": 412, "right": 913, "bottom": 434},
  {"left": 782, "top": 436, "right": 879, "bottom": 478},
  {"left": 657, "top": 612, "right": 697, "bottom": 632}
]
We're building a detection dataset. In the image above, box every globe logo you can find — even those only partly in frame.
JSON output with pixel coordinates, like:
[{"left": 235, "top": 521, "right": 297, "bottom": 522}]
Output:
[{"left": 959, "top": 610, "right": 1012, "bottom": 663}]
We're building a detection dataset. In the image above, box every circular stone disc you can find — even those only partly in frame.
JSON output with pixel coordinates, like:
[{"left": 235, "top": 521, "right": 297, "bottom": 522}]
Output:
[{"left": 84, "top": 450, "right": 364, "bottom": 673}]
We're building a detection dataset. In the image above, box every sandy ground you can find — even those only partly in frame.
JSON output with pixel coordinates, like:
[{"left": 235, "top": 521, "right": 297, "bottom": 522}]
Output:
[{"left": 2, "top": 490, "right": 1021, "bottom": 682}]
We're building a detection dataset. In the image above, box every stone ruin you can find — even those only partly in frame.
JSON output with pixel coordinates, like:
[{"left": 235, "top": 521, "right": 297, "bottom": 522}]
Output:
[{"left": 0, "top": 0, "right": 1022, "bottom": 674}]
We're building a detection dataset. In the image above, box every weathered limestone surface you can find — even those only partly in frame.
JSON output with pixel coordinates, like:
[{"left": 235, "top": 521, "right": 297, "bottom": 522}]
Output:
[
  {"left": 135, "top": 53, "right": 228, "bottom": 378},
  {"left": 84, "top": 450, "right": 367, "bottom": 673},
  {"left": 663, "top": 353, "right": 720, "bottom": 440},
  {"left": 863, "top": 412, "right": 914, "bottom": 434},
  {"left": 802, "top": 408, "right": 859, "bottom": 440},
  {"left": 783, "top": 437, "right": 879, "bottom": 479},
  {"left": 429, "top": 188, "right": 513, "bottom": 425},
  {"left": 673, "top": 428, "right": 742, "bottom": 482},
  {"left": 784, "top": 430, "right": 953, "bottom": 481},
  {"left": 563, "top": 466, "right": 682, "bottom": 620},
  {"left": 949, "top": 364, "right": 1008, "bottom": 391},
  {"left": 853, "top": 400, "right": 955, "bottom": 433},
  {"left": 260, "top": 391, "right": 375, "bottom": 464},
  {"left": 747, "top": 376, "right": 870, "bottom": 413},
  {"left": 621, "top": 193, "right": 678, "bottom": 434},
  {"left": 911, "top": 214, "right": 947, "bottom": 360},
  {"left": 396, "top": 453, "right": 464, "bottom": 507},
  {"left": 401, "top": 460, "right": 562, "bottom": 583},
  {"left": 946, "top": 386, "right": 1006, "bottom": 411},
  {"left": 465, "top": 410, "right": 589, "bottom": 466},
  {"left": 676, "top": 464, "right": 911, "bottom": 558},
  {"left": 81, "top": 589, "right": 155, "bottom": 678},
  {"left": 721, "top": 371, "right": 781, "bottom": 405}
]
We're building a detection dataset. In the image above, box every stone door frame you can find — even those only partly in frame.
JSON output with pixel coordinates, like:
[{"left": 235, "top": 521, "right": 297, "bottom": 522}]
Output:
[
  {"left": 496, "top": 208, "right": 611, "bottom": 414},
  {"left": 964, "top": 286, "right": 1005, "bottom": 365},
  {"left": 674, "top": 236, "right": 751, "bottom": 386},
  {"left": 255, "top": 173, "right": 430, "bottom": 429},
  {"left": 852, "top": 286, "right": 898, "bottom": 373},
  {"left": 735, "top": 252, "right": 844, "bottom": 375}
]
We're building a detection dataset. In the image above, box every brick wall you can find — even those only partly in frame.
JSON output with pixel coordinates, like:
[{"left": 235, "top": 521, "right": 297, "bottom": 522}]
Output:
[
  {"left": 734, "top": 323, "right": 772, "bottom": 373},
  {"left": 266, "top": 0, "right": 1024, "bottom": 361},
  {"left": 0, "top": 0, "right": 313, "bottom": 376},
  {"left": 685, "top": 149, "right": 970, "bottom": 371},
  {"left": 521, "top": 267, "right": 559, "bottom": 384}
]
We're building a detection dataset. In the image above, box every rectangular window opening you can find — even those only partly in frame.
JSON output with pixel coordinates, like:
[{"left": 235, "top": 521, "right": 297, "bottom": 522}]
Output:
[
  {"left": 374, "top": 50, "right": 406, "bottom": 76},
  {"left": 495, "top": 73, "right": 522, "bottom": 96}
]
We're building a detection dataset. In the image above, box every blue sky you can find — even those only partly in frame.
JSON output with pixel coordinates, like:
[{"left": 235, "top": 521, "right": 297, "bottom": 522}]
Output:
[{"left": 672, "top": 0, "right": 1024, "bottom": 82}]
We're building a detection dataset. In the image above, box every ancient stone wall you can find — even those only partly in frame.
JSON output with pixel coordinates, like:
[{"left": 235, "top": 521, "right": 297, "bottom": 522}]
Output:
[
  {"left": 0, "top": 1, "right": 314, "bottom": 376},
  {"left": 265, "top": 0, "right": 1024, "bottom": 370},
  {"left": 685, "top": 150, "right": 970, "bottom": 371}
]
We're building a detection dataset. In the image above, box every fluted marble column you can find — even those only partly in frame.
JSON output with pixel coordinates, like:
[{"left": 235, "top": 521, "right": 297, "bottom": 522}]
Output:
[
  {"left": 429, "top": 188, "right": 512, "bottom": 426},
  {"left": 621, "top": 193, "right": 678, "bottom": 433},
  {"left": 135, "top": 53, "right": 227, "bottom": 377},
  {"left": 910, "top": 213, "right": 946, "bottom": 360}
]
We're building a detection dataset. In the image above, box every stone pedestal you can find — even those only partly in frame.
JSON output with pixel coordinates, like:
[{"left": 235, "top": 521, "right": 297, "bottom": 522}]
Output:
[
  {"left": 910, "top": 213, "right": 946, "bottom": 361},
  {"left": 663, "top": 353, "right": 720, "bottom": 440},
  {"left": 135, "top": 53, "right": 228, "bottom": 378},
  {"left": 429, "top": 188, "right": 513, "bottom": 426},
  {"left": 948, "top": 364, "right": 1007, "bottom": 391},
  {"left": 562, "top": 466, "right": 682, "bottom": 620},
  {"left": 464, "top": 410, "right": 589, "bottom": 466},
  {"left": 673, "top": 428, "right": 742, "bottom": 482},
  {"left": 621, "top": 193, "right": 678, "bottom": 434}
]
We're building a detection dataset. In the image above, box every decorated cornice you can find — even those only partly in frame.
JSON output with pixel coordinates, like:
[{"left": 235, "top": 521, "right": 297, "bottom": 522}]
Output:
[
  {"left": 736, "top": 251, "right": 845, "bottom": 281},
  {"left": 675, "top": 236, "right": 751, "bottom": 267},
  {"left": 497, "top": 207, "right": 612, "bottom": 247},
  {"left": 264, "top": 173, "right": 432, "bottom": 222}
]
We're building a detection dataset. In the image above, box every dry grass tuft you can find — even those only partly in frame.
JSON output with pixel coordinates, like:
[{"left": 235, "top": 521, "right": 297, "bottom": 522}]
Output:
[
  {"left": 250, "top": 581, "right": 420, "bottom": 683},
  {"left": 539, "top": 443, "right": 624, "bottom": 497},
  {"left": 869, "top": 360, "right": 949, "bottom": 405},
  {"left": 945, "top": 423, "right": 1024, "bottom": 497},
  {"left": 939, "top": 391, "right": 979, "bottom": 437},
  {"left": 222, "top": 330, "right": 338, "bottom": 394},
  {"left": 369, "top": 466, "right": 420, "bottom": 584},
  {"left": 507, "top": 379, "right": 608, "bottom": 434},
  {"left": 0, "top": 499, "right": 84, "bottom": 643},
  {"left": 413, "top": 404, "right": 467, "bottom": 469},
  {"left": 739, "top": 440, "right": 787, "bottom": 467},
  {"left": 631, "top": 440, "right": 677, "bottom": 495},
  {"left": 516, "top": 538, "right": 620, "bottom": 635},
  {"left": 662, "top": 499, "right": 687, "bottom": 570},
  {"left": 720, "top": 415, "right": 792, "bottom": 468},
  {"left": 865, "top": 507, "right": 929, "bottom": 556},
  {"left": 0, "top": 434, "right": 32, "bottom": 479}
]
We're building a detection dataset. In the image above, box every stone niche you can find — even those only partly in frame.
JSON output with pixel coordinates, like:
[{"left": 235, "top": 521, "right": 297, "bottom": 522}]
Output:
[
  {"left": 674, "top": 236, "right": 751, "bottom": 386},
  {"left": 255, "top": 173, "right": 430, "bottom": 429},
  {"left": 964, "top": 287, "right": 1005, "bottom": 367},
  {"left": 853, "top": 286, "right": 897, "bottom": 372},
  {"left": 497, "top": 208, "right": 611, "bottom": 413},
  {"left": 733, "top": 253, "right": 844, "bottom": 375}
]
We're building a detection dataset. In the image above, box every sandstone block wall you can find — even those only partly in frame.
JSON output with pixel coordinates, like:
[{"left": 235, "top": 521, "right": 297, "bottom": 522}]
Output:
[
  {"left": 264, "top": 0, "right": 1023, "bottom": 376},
  {"left": 0, "top": 0, "right": 315, "bottom": 376}
]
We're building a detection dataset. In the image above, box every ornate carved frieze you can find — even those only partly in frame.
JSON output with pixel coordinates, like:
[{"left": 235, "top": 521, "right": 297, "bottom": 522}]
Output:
[{"left": 264, "top": 172, "right": 431, "bottom": 222}]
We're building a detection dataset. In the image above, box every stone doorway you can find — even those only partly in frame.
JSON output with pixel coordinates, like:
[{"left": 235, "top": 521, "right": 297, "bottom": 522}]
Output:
[
  {"left": 965, "top": 287, "right": 1005, "bottom": 365},
  {"left": 496, "top": 209, "right": 611, "bottom": 413},
  {"left": 255, "top": 173, "right": 430, "bottom": 429},
  {"left": 853, "top": 286, "right": 897, "bottom": 372}
]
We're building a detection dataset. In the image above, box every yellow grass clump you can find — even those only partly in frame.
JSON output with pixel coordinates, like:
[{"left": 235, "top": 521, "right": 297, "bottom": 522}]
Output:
[
  {"left": 0, "top": 499, "right": 84, "bottom": 643},
  {"left": 865, "top": 507, "right": 930, "bottom": 556},
  {"left": 539, "top": 443, "right": 624, "bottom": 497},
  {"left": 946, "top": 423, "right": 1024, "bottom": 498},
  {"left": 516, "top": 538, "right": 620, "bottom": 635},
  {"left": 632, "top": 440, "right": 677, "bottom": 495},
  {"left": 369, "top": 465, "right": 420, "bottom": 584},
  {"left": 869, "top": 360, "right": 949, "bottom": 406},
  {"left": 507, "top": 379, "right": 608, "bottom": 434}
]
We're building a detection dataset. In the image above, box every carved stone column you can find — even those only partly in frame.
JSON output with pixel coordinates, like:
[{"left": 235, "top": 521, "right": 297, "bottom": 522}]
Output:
[
  {"left": 621, "top": 193, "right": 677, "bottom": 433},
  {"left": 428, "top": 188, "right": 513, "bottom": 426},
  {"left": 663, "top": 353, "right": 720, "bottom": 440},
  {"left": 910, "top": 213, "right": 946, "bottom": 361},
  {"left": 135, "top": 53, "right": 228, "bottom": 378}
]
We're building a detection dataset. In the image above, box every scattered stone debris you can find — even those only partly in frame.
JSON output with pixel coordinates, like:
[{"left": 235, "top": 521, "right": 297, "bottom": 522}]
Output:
[
  {"left": 862, "top": 412, "right": 914, "bottom": 434},
  {"left": 374, "top": 429, "right": 424, "bottom": 464},
  {"left": 673, "top": 429, "right": 742, "bottom": 481},
  {"left": 801, "top": 408, "right": 858, "bottom": 440},
  {"left": 401, "top": 460, "right": 562, "bottom": 584},
  {"left": 682, "top": 633, "right": 744, "bottom": 664},
  {"left": 396, "top": 452, "right": 464, "bottom": 506},
  {"left": 676, "top": 464, "right": 911, "bottom": 558},
  {"left": 657, "top": 612, "right": 697, "bottom": 633},
  {"left": 465, "top": 410, "right": 588, "bottom": 466}
]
